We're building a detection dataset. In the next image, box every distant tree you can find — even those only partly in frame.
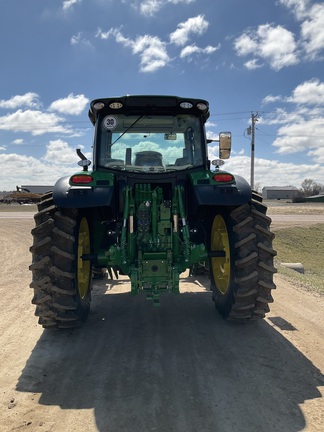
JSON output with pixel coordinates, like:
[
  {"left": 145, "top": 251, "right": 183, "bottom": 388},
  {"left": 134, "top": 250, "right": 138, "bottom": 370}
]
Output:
[
  {"left": 300, "top": 178, "right": 322, "bottom": 197},
  {"left": 253, "top": 182, "right": 262, "bottom": 194}
]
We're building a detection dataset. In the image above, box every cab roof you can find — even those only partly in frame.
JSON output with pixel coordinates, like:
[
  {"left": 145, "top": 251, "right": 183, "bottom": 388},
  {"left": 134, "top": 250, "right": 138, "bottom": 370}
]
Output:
[{"left": 88, "top": 95, "right": 210, "bottom": 125}]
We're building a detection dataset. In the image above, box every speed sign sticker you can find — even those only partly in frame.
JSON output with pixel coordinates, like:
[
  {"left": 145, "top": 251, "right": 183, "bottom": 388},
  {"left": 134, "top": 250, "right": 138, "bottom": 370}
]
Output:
[{"left": 103, "top": 115, "right": 118, "bottom": 130}]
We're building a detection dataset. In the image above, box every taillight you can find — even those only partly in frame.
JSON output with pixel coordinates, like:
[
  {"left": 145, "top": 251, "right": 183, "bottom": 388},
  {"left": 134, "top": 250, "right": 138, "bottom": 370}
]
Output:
[
  {"left": 213, "top": 173, "right": 234, "bottom": 183},
  {"left": 70, "top": 174, "right": 94, "bottom": 184}
]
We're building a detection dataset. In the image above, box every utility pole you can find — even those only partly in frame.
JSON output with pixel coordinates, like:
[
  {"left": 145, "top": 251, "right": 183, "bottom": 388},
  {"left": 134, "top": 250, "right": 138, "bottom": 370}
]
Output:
[{"left": 248, "top": 112, "right": 259, "bottom": 190}]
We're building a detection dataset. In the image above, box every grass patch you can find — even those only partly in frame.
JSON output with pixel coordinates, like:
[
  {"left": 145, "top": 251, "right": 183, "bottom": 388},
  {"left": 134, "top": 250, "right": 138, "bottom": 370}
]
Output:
[{"left": 273, "top": 224, "right": 324, "bottom": 295}]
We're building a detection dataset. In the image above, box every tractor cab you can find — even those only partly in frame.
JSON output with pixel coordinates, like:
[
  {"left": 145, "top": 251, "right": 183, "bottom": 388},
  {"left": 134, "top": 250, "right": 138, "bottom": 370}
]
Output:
[{"left": 88, "top": 95, "right": 231, "bottom": 173}]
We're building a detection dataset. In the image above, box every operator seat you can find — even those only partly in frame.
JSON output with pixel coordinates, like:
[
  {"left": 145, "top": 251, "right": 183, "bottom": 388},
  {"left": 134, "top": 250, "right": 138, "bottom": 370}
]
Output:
[{"left": 135, "top": 151, "right": 163, "bottom": 166}]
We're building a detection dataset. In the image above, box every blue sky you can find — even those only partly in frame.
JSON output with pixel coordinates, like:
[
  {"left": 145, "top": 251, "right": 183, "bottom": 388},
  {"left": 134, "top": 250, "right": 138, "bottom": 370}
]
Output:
[{"left": 0, "top": 0, "right": 323, "bottom": 191}]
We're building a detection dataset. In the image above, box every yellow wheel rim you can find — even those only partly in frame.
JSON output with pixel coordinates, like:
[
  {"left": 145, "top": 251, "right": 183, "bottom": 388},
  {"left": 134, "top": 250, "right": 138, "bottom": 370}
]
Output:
[
  {"left": 77, "top": 217, "right": 91, "bottom": 299},
  {"left": 211, "top": 215, "right": 231, "bottom": 295}
]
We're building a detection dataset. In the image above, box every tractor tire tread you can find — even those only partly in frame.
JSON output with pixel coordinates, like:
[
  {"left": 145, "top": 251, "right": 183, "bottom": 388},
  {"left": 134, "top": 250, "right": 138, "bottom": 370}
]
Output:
[
  {"left": 212, "top": 191, "right": 276, "bottom": 322},
  {"left": 30, "top": 193, "right": 90, "bottom": 329}
]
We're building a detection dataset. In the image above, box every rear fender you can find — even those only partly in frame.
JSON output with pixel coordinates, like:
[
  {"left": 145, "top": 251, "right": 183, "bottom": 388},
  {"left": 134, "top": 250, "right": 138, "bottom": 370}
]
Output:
[
  {"left": 191, "top": 174, "right": 252, "bottom": 208},
  {"left": 52, "top": 176, "right": 114, "bottom": 208}
]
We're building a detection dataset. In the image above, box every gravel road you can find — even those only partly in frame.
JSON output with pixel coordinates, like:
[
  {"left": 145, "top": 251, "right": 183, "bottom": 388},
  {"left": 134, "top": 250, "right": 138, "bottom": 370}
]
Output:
[{"left": 0, "top": 215, "right": 323, "bottom": 432}]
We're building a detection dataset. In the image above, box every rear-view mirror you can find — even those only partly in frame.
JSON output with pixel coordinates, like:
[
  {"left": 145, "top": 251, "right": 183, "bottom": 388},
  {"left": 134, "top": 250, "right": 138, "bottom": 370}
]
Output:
[{"left": 219, "top": 132, "right": 231, "bottom": 159}]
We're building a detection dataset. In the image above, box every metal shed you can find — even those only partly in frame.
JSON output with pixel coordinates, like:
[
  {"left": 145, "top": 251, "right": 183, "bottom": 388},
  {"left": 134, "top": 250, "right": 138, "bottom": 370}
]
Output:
[{"left": 262, "top": 186, "right": 298, "bottom": 200}]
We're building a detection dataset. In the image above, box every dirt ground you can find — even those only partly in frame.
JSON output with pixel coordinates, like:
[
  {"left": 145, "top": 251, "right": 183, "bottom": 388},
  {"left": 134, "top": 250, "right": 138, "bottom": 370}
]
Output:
[{"left": 0, "top": 210, "right": 323, "bottom": 432}]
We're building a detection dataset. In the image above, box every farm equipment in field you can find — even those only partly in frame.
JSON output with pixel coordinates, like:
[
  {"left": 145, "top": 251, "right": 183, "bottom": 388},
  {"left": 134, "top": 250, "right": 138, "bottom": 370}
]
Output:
[
  {"left": 2, "top": 188, "right": 42, "bottom": 204},
  {"left": 30, "top": 95, "right": 276, "bottom": 328}
]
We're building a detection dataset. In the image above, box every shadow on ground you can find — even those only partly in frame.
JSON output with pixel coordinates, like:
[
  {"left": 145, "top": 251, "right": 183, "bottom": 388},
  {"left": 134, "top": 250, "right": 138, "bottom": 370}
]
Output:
[{"left": 17, "top": 277, "right": 324, "bottom": 432}]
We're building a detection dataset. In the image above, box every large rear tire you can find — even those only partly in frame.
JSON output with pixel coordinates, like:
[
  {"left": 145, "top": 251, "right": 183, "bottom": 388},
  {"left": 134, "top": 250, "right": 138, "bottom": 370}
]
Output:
[
  {"left": 209, "top": 192, "right": 276, "bottom": 322},
  {"left": 30, "top": 193, "right": 92, "bottom": 329}
]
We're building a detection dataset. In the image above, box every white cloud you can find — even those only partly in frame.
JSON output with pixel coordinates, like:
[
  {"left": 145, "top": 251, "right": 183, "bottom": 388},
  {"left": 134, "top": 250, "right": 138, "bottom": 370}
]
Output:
[
  {"left": 71, "top": 33, "right": 82, "bottom": 45},
  {"left": 180, "top": 44, "right": 220, "bottom": 59},
  {"left": 0, "top": 110, "right": 70, "bottom": 136},
  {"left": 258, "top": 25, "right": 298, "bottom": 68},
  {"left": 1, "top": 152, "right": 72, "bottom": 191},
  {"left": 278, "top": 0, "right": 310, "bottom": 20},
  {"left": 0, "top": 93, "right": 40, "bottom": 110},
  {"left": 168, "top": 0, "right": 195, "bottom": 3},
  {"left": 234, "top": 24, "right": 299, "bottom": 70},
  {"left": 49, "top": 93, "right": 89, "bottom": 115},
  {"left": 96, "top": 28, "right": 111, "bottom": 40},
  {"left": 133, "top": 35, "right": 169, "bottom": 72},
  {"left": 264, "top": 107, "right": 306, "bottom": 125},
  {"left": 273, "top": 116, "right": 324, "bottom": 155},
  {"left": 222, "top": 155, "right": 324, "bottom": 188},
  {"left": 180, "top": 45, "right": 199, "bottom": 58},
  {"left": 1, "top": 153, "right": 55, "bottom": 189},
  {"left": 262, "top": 95, "right": 283, "bottom": 104},
  {"left": 235, "top": 2, "right": 324, "bottom": 68},
  {"left": 208, "top": 138, "right": 324, "bottom": 186},
  {"left": 12, "top": 139, "right": 23, "bottom": 144},
  {"left": 63, "top": 0, "right": 81, "bottom": 11},
  {"left": 279, "top": 1, "right": 324, "bottom": 60},
  {"left": 70, "top": 32, "right": 93, "bottom": 48},
  {"left": 96, "top": 15, "right": 215, "bottom": 72},
  {"left": 97, "top": 28, "right": 169, "bottom": 72},
  {"left": 233, "top": 34, "right": 258, "bottom": 56},
  {"left": 0, "top": 140, "right": 92, "bottom": 190},
  {"left": 272, "top": 132, "right": 312, "bottom": 154},
  {"left": 300, "top": 3, "right": 324, "bottom": 59},
  {"left": 263, "top": 79, "right": 324, "bottom": 106},
  {"left": 42, "top": 139, "right": 79, "bottom": 165},
  {"left": 289, "top": 79, "right": 324, "bottom": 105},
  {"left": 235, "top": 0, "right": 324, "bottom": 69},
  {"left": 244, "top": 59, "right": 262, "bottom": 70},
  {"left": 137, "top": 0, "right": 195, "bottom": 16},
  {"left": 262, "top": 79, "right": 324, "bottom": 162},
  {"left": 139, "top": 0, "right": 163, "bottom": 16},
  {"left": 206, "top": 121, "right": 218, "bottom": 128},
  {"left": 71, "top": 32, "right": 82, "bottom": 45},
  {"left": 0, "top": 135, "right": 94, "bottom": 190},
  {"left": 308, "top": 147, "right": 324, "bottom": 164},
  {"left": 170, "top": 15, "right": 209, "bottom": 46}
]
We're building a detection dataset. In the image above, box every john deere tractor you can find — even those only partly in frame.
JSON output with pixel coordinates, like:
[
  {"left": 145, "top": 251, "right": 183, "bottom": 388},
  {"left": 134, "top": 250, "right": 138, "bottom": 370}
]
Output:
[{"left": 30, "top": 95, "right": 276, "bottom": 328}]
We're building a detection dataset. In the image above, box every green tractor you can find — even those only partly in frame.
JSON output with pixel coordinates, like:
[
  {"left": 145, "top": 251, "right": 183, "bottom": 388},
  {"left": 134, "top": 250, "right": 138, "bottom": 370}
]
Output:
[{"left": 30, "top": 95, "right": 276, "bottom": 328}]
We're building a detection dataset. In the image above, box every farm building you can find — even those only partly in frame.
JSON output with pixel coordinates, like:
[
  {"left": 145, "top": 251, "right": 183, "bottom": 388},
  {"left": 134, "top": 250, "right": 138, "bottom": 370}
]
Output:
[{"left": 262, "top": 186, "right": 298, "bottom": 200}]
